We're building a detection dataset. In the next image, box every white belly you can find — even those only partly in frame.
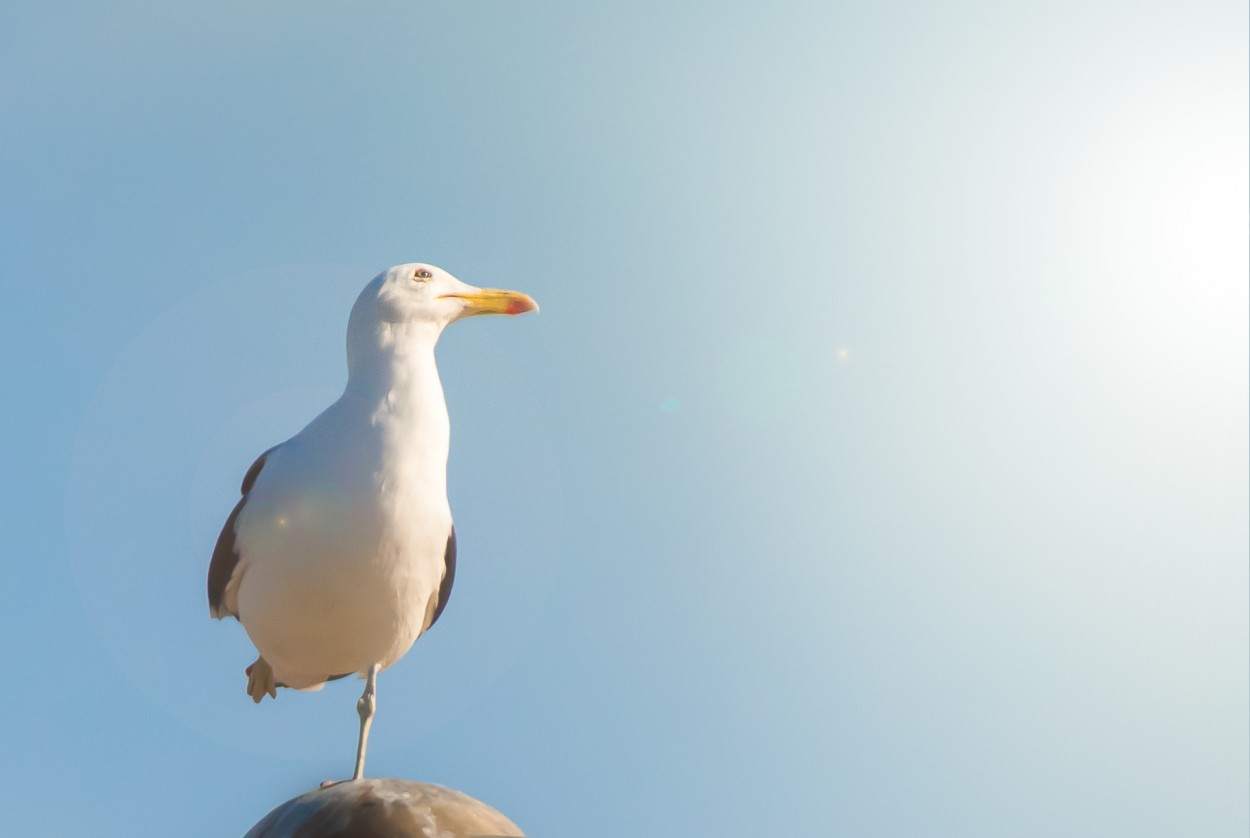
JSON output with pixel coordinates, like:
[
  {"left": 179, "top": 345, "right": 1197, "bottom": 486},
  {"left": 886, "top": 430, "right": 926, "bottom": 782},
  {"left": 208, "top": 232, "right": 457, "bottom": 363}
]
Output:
[{"left": 232, "top": 432, "right": 452, "bottom": 688}]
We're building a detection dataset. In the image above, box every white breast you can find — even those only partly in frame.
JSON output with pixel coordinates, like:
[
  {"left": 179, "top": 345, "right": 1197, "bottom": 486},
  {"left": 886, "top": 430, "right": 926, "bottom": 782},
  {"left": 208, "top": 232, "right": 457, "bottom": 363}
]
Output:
[{"left": 232, "top": 393, "right": 452, "bottom": 688}]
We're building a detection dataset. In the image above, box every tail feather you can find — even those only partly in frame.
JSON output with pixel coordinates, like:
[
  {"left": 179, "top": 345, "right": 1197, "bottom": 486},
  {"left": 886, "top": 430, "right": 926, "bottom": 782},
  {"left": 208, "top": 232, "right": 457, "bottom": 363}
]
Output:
[{"left": 274, "top": 671, "right": 355, "bottom": 691}]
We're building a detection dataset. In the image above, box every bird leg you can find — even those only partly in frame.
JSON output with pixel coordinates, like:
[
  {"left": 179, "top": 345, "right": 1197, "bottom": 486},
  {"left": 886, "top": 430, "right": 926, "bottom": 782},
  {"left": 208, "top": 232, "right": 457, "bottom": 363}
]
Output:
[
  {"left": 351, "top": 663, "right": 380, "bottom": 781},
  {"left": 245, "top": 656, "right": 277, "bottom": 703}
]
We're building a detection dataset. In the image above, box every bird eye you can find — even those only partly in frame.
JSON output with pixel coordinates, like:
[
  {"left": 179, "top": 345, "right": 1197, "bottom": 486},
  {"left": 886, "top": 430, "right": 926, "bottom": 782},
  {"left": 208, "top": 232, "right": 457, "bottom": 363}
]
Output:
[{"left": 414, "top": 269, "right": 432, "bottom": 281}]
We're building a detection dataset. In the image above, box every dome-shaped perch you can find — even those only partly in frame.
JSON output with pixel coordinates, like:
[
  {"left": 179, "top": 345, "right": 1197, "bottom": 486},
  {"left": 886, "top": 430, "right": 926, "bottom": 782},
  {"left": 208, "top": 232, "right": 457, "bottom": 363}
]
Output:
[{"left": 245, "top": 779, "right": 525, "bottom": 837}]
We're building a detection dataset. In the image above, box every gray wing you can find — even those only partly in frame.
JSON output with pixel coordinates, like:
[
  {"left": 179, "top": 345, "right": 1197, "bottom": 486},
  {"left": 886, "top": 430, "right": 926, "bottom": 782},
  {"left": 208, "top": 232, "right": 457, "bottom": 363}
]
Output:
[
  {"left": 207, "top": 445, "right": 278, "bottom": 619},
  {"left": 428, "top": 526, "right": 456, "bottom": 628}
]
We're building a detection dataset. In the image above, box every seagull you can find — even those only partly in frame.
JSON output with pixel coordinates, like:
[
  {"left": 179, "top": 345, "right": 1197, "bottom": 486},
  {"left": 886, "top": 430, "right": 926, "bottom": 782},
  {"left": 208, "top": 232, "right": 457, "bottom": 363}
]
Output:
[{"left": 207, "top": 263, "right": 537, "bottom": 782}]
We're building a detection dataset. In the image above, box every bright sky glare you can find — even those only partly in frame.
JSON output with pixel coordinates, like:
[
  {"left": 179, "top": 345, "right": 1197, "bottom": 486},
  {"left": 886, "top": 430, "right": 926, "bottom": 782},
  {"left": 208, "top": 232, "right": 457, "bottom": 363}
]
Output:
[{"left": 1, "top": 3, "right": 1246, "bottom": 836}]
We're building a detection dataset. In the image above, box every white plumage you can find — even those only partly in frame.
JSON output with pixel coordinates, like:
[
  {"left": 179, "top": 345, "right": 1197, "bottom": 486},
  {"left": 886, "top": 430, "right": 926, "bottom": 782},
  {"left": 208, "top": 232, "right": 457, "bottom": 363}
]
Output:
[{"left": 208, "top": 262, "right": 536, "bottom": 780}]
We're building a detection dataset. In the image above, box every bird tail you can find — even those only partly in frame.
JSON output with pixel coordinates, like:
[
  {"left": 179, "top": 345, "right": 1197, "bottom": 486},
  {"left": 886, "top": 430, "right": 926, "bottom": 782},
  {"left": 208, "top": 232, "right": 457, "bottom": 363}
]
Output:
[{"left": 276, "top": 671, "right": 354, "bottom": 691}]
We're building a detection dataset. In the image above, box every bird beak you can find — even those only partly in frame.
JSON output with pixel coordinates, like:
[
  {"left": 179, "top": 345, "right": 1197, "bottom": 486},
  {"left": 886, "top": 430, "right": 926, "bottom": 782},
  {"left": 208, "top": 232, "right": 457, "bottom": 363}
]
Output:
[{"left": 440, "top": 288, "right": 539, "bottom": 317}]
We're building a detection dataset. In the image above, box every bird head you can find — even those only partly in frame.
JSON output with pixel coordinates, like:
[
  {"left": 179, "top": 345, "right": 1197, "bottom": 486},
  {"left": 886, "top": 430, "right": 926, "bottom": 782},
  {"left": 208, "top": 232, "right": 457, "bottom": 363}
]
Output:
[
  {"left": 366, "top": 263, "right": 538, "bottom": 328},
  {"left": 346, "top": 263, "right": 538, "bottom": 376}
]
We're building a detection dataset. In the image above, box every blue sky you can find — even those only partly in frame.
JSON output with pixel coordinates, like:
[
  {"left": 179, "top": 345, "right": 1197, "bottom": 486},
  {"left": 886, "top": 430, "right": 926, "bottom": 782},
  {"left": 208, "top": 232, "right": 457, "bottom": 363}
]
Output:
[{"left": 2, "top": 2, "right": 1246, "bottom": 835}]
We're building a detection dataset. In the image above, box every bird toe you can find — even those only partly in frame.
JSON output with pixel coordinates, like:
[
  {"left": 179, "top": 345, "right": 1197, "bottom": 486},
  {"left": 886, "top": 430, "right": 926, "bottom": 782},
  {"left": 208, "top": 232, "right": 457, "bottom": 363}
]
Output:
[{"left": 245, "top": 656, "right": 277, "bottom": 703}]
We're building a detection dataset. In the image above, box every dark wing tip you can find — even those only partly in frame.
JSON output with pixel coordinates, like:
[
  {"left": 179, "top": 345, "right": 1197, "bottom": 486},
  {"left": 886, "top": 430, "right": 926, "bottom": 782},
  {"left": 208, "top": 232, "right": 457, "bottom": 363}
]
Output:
[
  {"left": 207, "top": 498, "right": 246, "bottom": 618},
  {"left": 428, "top": 525, "right": 457, "bottom": 628},
  {"left": 208, "top": 446, "right": 279, "bottom": 618},
  {"left": 241, "top": 444, "right": 280, "bottom": 495}
]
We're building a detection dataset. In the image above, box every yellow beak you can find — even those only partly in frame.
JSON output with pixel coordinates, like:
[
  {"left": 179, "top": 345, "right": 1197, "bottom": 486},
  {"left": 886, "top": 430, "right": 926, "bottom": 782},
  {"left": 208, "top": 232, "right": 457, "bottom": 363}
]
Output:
[{"left": 439, "top": 288, "right": 539, "bottom": 316}]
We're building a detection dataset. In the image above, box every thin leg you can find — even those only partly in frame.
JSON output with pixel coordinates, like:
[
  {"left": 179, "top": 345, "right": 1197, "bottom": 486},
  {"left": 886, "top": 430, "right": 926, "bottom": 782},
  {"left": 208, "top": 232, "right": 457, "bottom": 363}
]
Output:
[{"left": 351, "top": 663, "right": 379, "bottom": 781}]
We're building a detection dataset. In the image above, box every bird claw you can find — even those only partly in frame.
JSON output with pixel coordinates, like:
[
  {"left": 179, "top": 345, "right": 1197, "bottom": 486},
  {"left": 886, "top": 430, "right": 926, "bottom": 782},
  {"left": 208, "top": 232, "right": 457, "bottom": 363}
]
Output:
[{"left": 245, "top": 657, "right": 278, "bottom": 703}]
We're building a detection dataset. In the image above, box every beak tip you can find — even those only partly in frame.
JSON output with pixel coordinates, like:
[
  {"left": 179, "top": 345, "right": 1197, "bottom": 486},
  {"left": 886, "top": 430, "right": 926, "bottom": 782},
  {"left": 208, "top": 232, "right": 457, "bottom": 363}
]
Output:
[{"left": 445, "top": 289, "right": 539, "bottom": 316}]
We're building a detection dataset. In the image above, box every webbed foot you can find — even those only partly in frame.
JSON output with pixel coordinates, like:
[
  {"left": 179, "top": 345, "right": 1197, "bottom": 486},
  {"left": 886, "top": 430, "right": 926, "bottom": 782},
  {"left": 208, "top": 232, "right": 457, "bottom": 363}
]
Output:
[{"left": 245, "top": 656, "right": 278, "bottom": 703}]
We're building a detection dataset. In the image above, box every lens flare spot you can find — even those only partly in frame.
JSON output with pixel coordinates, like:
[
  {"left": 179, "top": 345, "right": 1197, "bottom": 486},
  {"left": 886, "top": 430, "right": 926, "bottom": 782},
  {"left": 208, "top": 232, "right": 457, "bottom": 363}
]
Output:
[{"left": 297, "top": 482, "right": 351, "bottom": 535}]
